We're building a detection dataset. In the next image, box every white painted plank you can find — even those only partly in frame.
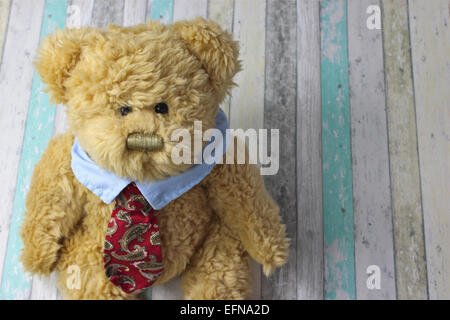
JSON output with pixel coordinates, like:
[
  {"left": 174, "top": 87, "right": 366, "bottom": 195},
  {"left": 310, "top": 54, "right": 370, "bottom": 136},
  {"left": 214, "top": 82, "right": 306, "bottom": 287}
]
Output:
[
  {"left": 296, "top": 0, "right": 323, "bottom": 300},
  {"left": 30, "top": 273, "right": 59, "bottom": 300},
  {"left": 409, "top": 0, "right": 450, "bottom": 299},
  {"left": 229, "top": 0, "right": 265, "bottom": 132},
  {"left": 382, "top": 0, "right": 427, "bottom": 300},
  {"left": 347, "top": 0, "right": 396, "bottom": 299},
  {"left": 173, "top": 0, "right": 207, "bottom": 21},
  {"left": 0, "top": 0, "right": 11, "bottom": 65},
  {"left": 123, "top": 0, "right": 147, "bottom": 26},
  {"left": 229, "top": 0, "right": 266, "bottom": 300},
  {"left": 0, "top": 0, "right": 46, "bottom": 298}
]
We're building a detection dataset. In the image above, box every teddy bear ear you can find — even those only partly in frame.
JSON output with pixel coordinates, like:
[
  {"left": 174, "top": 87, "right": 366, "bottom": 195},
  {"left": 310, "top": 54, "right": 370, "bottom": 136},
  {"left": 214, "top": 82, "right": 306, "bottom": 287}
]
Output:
[
  {"left": 34, "top": 27, "right": 99, "bottom": 104},
  {"left": 172, "top": 17, "right": 241, "bottom": 99}
]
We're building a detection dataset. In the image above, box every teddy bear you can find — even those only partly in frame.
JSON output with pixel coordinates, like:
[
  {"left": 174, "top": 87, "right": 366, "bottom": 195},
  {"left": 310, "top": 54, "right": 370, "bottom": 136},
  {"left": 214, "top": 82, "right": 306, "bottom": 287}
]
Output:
[{"left": 19, "top": 17, "right": 289, "bottom": 300}]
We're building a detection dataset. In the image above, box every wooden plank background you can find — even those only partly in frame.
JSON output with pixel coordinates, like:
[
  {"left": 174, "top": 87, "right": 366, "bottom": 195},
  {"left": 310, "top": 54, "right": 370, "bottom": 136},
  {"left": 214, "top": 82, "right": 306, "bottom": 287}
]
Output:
[
  {"left": 320, "top": 0, "right": 356, "bottom": 300},
  {"left": 0, "top": 0, "right": 449, "bottom": 300},
  {"left": 347, "top": 0, "right": 395, "bottom": 299}
]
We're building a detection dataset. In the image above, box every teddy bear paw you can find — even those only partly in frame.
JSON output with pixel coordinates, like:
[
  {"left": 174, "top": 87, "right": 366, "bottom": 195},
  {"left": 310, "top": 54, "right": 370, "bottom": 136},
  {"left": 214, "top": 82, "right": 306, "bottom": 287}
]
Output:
[
  {"left": 20, "top": 238, "right": 61, "bottom": 276},
  {"left": 261, "top": 236, "right": 290, "bottom": 276}
]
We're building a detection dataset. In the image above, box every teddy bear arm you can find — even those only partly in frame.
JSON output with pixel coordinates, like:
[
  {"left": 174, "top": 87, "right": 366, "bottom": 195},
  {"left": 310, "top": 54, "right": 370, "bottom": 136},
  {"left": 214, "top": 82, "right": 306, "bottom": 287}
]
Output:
[
  {"left": 205, "top": 162, "right": 290, "bottom": 276},
  {"left": 20, "top": 133, "right": 84, "bottom": 276}
]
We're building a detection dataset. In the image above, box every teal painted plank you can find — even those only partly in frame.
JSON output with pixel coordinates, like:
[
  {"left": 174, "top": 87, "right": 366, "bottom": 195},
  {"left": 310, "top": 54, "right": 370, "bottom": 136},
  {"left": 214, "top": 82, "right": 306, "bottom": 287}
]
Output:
[
  {"left": 144, "top": 0, "right": 174, "bottom": 300},
  {"left": 0, "top": 0, "right": 67, "bottom": 300},
  {"left": 148, "top": 0, "right": 173, "bottom": 22},
  {"left": 320, "top": 0, "right": 356, "bottom": 300}
]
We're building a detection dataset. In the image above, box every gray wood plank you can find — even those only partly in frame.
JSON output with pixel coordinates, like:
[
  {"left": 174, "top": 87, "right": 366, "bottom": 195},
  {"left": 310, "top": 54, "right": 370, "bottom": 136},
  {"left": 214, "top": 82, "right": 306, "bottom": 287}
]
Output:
[
  {"left": 409, "top": 0, "right": 450, "bottom": 299},
  {"left": 296, "top": 0, "right": 323, "bottom": 300},
  {"left": 123, "top": 0, "right": 147, "bottom": 26},
  {"left": 91, "top": 0, "right": 124, "bottom": 28},
  {"left": 261, "top": 0, "right": 297, "bottom": 300},
  {"left": 381, "top": 0, "right": 427, "bottom": 300},
  {"left": 347, "top": 0, "right": 396, "bottom": 299}
]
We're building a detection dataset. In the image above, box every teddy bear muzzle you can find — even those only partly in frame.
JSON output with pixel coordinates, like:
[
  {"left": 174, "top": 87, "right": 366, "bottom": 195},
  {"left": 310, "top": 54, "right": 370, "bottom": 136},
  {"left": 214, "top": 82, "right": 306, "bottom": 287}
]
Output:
[{"left": 126, "top": 133, "right": 164, "bottom": 152}]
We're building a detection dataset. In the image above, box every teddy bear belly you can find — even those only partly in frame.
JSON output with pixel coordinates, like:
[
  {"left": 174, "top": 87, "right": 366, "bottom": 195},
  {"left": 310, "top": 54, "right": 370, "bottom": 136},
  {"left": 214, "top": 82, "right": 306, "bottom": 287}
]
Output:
[
  {"left": 151, "top": 184, "right": 214, "bottom": 284},
  {"left": 69, "top": 183, "right": 213, "bottom": 287}
]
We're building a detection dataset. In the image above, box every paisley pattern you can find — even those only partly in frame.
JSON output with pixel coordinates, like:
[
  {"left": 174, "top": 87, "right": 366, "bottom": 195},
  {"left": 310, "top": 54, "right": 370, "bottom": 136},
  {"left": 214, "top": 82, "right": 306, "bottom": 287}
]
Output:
[{"left": 103, "top": 183, "right": 164, "bottom": 294}]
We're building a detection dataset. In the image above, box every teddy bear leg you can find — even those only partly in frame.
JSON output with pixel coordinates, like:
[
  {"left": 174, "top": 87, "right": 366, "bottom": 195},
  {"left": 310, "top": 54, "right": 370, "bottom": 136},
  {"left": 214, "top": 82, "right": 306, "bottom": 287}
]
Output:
[
  {"left": 181, "top": 219, "right": 251, "bottom": 300},
  {"left": 56, "top": 232, "right": 135, "bottom": 300}
]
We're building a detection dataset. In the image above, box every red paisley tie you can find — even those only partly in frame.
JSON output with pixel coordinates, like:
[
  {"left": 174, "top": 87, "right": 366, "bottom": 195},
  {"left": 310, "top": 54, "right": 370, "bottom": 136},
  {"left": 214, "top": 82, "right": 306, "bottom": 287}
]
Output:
[{"left": 103, "top": 183, "right": 163, "bottom": 294}]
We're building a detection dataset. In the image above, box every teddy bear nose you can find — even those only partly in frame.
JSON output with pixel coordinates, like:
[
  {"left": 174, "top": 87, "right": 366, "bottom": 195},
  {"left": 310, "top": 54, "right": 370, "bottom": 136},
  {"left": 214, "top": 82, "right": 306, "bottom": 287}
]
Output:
[{"left": 126, "top": 133, "right": 164, "bottom": 152}]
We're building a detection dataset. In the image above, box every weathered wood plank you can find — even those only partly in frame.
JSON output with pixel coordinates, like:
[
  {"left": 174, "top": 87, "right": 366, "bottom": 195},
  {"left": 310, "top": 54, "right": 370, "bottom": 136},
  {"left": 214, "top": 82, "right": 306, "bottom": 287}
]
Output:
[
  {"left": 229, "top": 0, "right": 266, "bottom": 300},
  {"left": 91, "top": 0, "right": 124, "bottom": 28},
  {"left": 409, "top": 0, "right": 450, "bottom": 300},
  {"left": 296, "top": 0, "right": 323, "bottom": 300},
  {"left": 0, "top": 0, "right": 63, "bottom": 300},
  {"left": 229, "top": 0, "right": 265, "bottom": 133},
  {"left": 0, "top": 0, "right": 11, "bottom": 65},
  {"left": 173, "top": 0, "right": 207, "bottom": 21},
  {"left": 148, "top": 0, "right": 174, "bottom": 23},
  {"left": 320, "top": 0, "right": 356, "bottom": 300},
  {"left": 261, "top": 0, "right": 297, "bottom": 300},
  {"left": 207, "top": 0, "right": 233, "bottom": 32},
  {"left": 207, "top": 0, "right": 234, "bottom": 118},
  {"left": 123, "top": 0, "right": 147, "bottom": 26},
  {"left": 347, "top": 0, "right": 396, "bottom": 299},
  {"left": 381, "top": 0, "right": 427, "bottom": 300}
]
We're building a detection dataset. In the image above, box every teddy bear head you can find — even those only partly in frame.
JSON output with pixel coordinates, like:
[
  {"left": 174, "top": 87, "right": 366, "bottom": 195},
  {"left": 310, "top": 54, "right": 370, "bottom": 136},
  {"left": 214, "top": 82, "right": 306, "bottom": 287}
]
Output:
[{"left": 35, "top": 18, "right": 240, "bottom": 182}]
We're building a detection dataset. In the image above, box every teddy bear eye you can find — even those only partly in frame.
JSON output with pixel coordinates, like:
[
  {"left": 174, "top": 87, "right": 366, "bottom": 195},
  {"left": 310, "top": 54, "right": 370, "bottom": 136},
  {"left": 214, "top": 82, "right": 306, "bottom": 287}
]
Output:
[
  {"left": 120, "top": 106, "right": 132, "bottom": 116},
  {"left": 154, "top": 102, "right": 168, "bottom": 114}
]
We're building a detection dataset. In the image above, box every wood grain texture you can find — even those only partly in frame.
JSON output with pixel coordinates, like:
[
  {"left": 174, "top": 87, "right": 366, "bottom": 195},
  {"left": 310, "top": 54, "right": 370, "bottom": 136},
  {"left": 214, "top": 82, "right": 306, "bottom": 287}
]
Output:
[
  {"left": 347, "top": 0, "right": 396, "bottom": 299},
  {"left": 208, "top": 0, "right": 234, "bottom": 119},
  {"left": 229, "top": 0, "right": 266, "bottom": 300},
  {"left": 296, "top": 0, "right": 323, "bottom": 300},
  {"left": 91, "top": 0, "right": 124, "bottom": 28},
  {"left": 229, "top": 0, "right": 265, "bottom": 132},
  {"left": 381, "top": 0, "right": 427, "bottom": 300},
  {"left": 123, "top": 0, "right": 147, "bottom": 26},
  {"left": 148, "top": 0, "right": 174, "bottom": 23},
  {"left": 0, "top": 0, "right": 11, "bottom": 65},
  {"left": 261, "top": 0, "right": 297, "bottom": 300},
  {"left": 173, "top": 0, "right": 207, "bottom": 20},
  {"left": 320, "top": 0, "right": 356, "bottom": 300},
  {"left": 409, "top": 0, "right": 450, "bottom": 300},
  {"left": 0, "top": 0, "right": 61, "bottom": 300},
  {"left": 0, "top": 0, "right": 45, "bottom": 299}
]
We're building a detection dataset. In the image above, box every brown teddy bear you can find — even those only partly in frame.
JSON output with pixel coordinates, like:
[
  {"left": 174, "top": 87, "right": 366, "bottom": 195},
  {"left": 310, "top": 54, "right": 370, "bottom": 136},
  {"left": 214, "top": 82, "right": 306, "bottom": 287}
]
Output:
[{"left": 19, "top": 18, "right": 288, "bottom": 300}]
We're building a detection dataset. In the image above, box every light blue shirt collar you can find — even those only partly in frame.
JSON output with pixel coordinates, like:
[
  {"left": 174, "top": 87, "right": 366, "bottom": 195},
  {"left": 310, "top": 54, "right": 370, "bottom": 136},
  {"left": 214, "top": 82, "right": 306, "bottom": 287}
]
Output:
[{"left": 71, "top": 109, "right": 228, "bottom": 210}]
